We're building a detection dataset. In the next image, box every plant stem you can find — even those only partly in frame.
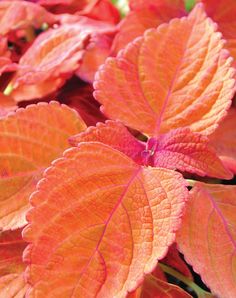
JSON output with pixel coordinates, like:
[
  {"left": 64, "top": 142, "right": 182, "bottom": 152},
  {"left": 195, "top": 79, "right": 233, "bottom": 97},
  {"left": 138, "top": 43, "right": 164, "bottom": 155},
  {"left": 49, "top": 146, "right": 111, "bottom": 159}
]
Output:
[
  {"left": 3, "top": 83, "right": 13, "bottom": 96},
  {"left": 159, "top": 263, "right": 212, "bottom": 297},
  {"left": 186, "top": 179, "right": 197, "bottom": 188}
]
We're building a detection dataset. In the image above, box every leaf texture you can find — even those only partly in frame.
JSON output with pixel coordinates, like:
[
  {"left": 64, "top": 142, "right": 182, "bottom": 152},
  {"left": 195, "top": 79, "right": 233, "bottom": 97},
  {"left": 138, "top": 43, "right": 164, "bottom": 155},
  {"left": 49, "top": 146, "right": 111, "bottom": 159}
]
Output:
[
  {"left": 112, "top": 0, "right": 185, "bottom": 54},
  {"left": 146, "top": 127, "right": 232, "bottom": 179},
  {"left": 0, "top": 36, "right": 17, "bottom": 75},
  {"left": 94, "top": 4, "right": 236, "bottom": 137},
  {"left": 70, "top": 120, "right": 145, "bottom": 164},
  {"left": 10, "top": 25, "right": 90, "bottom": 101},
  {"left": 0, "top": 229, "right": 28, "bottom": 297},
  {"left": 0, "top": 1, "right": 57, "bottom": 36},
  {"left": 209, "top": 108, "right": 236, "bottom": 173},
  {"left": 199, "top": 0, "right": 236, "bottom": 66},
  {"left": 0, "top": 101, "right": 86, "bottom": 231},
  {"left": 177, "top": 183, "right": 236, "bottom": 298},
  {"left": 23, "top": 142, "right": 188, "bottom": 298}
]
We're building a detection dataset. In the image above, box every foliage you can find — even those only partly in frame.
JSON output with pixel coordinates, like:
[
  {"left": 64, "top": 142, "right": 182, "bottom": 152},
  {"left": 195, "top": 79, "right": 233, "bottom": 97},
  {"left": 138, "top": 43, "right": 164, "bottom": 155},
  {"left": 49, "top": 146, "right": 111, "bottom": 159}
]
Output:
[{"left": 0, "top": 0, "right": 236, "bottom": 297}]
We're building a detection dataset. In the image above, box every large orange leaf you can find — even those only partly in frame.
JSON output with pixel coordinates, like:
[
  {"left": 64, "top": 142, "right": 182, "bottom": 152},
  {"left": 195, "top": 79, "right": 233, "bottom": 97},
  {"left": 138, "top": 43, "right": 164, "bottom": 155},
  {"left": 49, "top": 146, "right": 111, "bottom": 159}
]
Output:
[
  {"left": 0, "top": 101, "right": 86, "bottom": 231},
  {"left": 0, "top": 229, "right": 28, "bottom": 297},
  {"left": 146, "top": 127, "right": 232, "bottom": 179},
  {"left": 70, "top": 120, "right": 145, "bottom": 164},
  {"left": 23, "top": 142, "right": 188, "bottom": 297},
  {"left": 0, "top": 1, "right": 57, "bottom": 36},
  {"left": 128, "top": 273, "right": 192, "bottom": 298},
  {"left": 94, "top": 4, "right": 236, "bottom": 137},
  {"left": 199, "top": 0, "right": 236, "bottom": 66},
  {"left": 177, "top": 183, "right": 236, "bottom": 298},
  {"left": 10, "top": 24, "right": 90, "bottom": 101},
  {"left": 112, "top": 1, "right": 185, "bottom": 54},
  {"left": 209, "top": 108, "right": 236, "bottom": 174}
]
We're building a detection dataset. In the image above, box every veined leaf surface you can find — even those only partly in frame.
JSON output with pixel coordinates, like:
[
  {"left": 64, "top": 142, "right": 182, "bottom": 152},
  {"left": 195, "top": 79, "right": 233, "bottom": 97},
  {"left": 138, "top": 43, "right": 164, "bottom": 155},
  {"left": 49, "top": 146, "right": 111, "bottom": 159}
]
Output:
[
  {"left": 95, "top": 4, "right": 235, "bottom": 136},
  {"left": 177, "top": 183, "right": 236, "bottom": 298},
  {"left": 0, "top": 101, "right": 86, "bottom": 231},
  {"left": 23, "top": 142, "right": 188, "bottom": 297}
]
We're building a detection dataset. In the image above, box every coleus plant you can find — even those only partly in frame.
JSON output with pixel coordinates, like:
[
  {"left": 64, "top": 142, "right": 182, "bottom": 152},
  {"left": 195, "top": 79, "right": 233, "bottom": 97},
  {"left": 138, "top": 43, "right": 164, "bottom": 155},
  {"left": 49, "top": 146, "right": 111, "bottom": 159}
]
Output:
[{"left": 0, "top": 0, "right": 236, "bottom": 297}]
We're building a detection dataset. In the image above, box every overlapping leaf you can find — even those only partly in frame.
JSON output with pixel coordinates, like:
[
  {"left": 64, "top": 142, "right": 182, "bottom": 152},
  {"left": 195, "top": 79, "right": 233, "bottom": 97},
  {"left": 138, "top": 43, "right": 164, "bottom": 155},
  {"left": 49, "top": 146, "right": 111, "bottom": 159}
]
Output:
[
  {"left": 0, "top": 229, "right": 28, "bottom": 297},
  {"left": 95, "top": 4, "right": 235, "bottom": 137},
  {"left": 70, "top": 120, "right": 145, "bottom": 164},
  {"left": 0, "top": 1, "right": 57, "bottom": 36},
  {"left": 199, "top": 0, "right": 236, "bottom": 65},
  {"left": 209, "top": 108, "right": 236, "bottom": 173},
  {"left": 9, "top": 24, "right": 90, "bottom": 101},
  {"left": 128, "top": 273, "right": 192, "bottom": 298},
  {"left": 23, "top": 142, "right": 188, "bottom": 297},
  {"left": 177, "top": 183, "right": 236, "bottom": 298},
  {"left": 0, "top": 92, "right": 17, "bottom": 117},
  {"left": 0, "top": 101, "right": 86, "bottom": 231},
  {"left": 112, "top": 0, "right": 185, "bottom": 54},
  {"left": 129, "top": 0, "right": 185, "bottom": 11},
  {"left": 146, "top": 127, "right": 232, "bottom": 179}
]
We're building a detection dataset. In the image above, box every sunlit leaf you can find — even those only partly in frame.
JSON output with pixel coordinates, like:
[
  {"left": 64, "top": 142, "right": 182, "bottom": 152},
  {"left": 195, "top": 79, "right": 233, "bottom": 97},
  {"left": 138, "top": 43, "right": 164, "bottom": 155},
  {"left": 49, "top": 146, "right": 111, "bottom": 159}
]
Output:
[
  {"left": 0, "top": 101, "right": 86, "bottom": 231},
  {"left": 177, "top": 183, "right": 236, "bottom": 298},
  {"left": 23, "top": 142, "right": 188, "bottom": 297},
  {"left": 95, "top": 4, "right": 235, "bottom": 137}
]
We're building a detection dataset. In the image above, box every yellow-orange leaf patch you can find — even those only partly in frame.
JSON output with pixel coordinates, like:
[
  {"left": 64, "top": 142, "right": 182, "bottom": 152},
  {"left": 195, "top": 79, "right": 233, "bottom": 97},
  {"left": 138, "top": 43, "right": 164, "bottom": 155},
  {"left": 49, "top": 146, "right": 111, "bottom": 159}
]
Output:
[
  {"left": 177, "top": 183, "right": 236, "bottom": 298},
  {"left": 0, "top": 101, "right": 86, "bottom": 231},
  {"left": 95, "top": 4, "right": 235, "bottom": 136},
  {"left": 23, "top": 142, "right": 188, "bottom": 297}
]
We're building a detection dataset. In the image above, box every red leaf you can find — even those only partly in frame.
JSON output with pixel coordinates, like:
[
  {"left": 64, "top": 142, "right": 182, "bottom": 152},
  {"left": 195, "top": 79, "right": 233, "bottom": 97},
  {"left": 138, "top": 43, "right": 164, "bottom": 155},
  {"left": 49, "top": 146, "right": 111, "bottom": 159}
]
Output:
[
  {"left": 70, "top": 120, "right": 145, "bottom": 164},
  {"left": 95, "top": 4, "right": 235, "bottom": 137},
  {"left": 23, "top": 142, "right": 188, "bottom": 297},
  {"left": 199, "top": 0, "right": 236, "bottom": 66},
  {"left": 10, "top": 24, "right": 90, "bottom": 101},
  {"left": 128, "top": 273, "right": 192, "bottom": 298},
  {"left": 177, "top": 183, "right": 236, "bottom": 298},
  {"left": 77, "top": 33, "right": 113, "bottom": 83},
  {"left": 0, "top": 1, "right": 57, "bottom": 36},
  {"left": 0, "top": 101, "right": 86, "bottom": 231},
  {"left": 112, "top": 0, "right": 185, "bottom": 54},
  {"left": 0, "top": 36, "right": 17, "bottom": 75},
  {"left": 209, "top": 108, "right": 236, "bottom": 174},
  {"left": 57, "top": 80, "right": 107, "bottom": 126},
  {"left": 129, "top": 0, "right": 185, "bottom": 11},
  {"left": 162, "top": 243, "right": 193, "bottom": 280},
  {"left": 146, "top": 128, "right": 232, "bottom": 179},
  {"left": 0, "top": 229, "right": 28, "bottom": 297}
]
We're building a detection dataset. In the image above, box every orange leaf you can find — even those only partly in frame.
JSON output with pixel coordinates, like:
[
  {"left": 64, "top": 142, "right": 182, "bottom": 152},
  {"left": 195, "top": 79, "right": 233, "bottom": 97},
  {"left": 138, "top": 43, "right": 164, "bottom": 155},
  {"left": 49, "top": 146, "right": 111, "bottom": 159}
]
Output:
[
  {"left": 177, "top": 183, "right": 236, "bottom": 298},
  {"left": 70, "top": 120, "right": 145, "bottom": 164},
  {"left": 0, "top": 229, "right": 28, "bottom": 297},
  {"left": 0, "top": 92, "right": 17, "bottom": 117},
  {"left": 199, "top": 0, "right": 236, "bottom": 66},
  {"left": 129, "top": 0, "right": 185, "bottom": 10},
  {"left": 209, "top": 108, "right": 236, "bottom": 174},
  {"left": 112, "top": 1, "right": 185, "bottom": 54},
  {"left": 0, "top": 101, "right": 86, "bottom": 231},
  {"left": 23, "top": 142, "right": 188, "bottom": 297},
  {"left": 147, "top": 127, "right": 233, "bottom": 179},
  {"left": 0, "top": 1, "right": 57, "bottom": 36},
  {"left": 10, "top": 25, "right": 90, "bottom": 101},
  {"left": 128, "top": 273, "right": 192, "bottom": 298},
  {"left": 94, "top": 4, "right": 236, "bottom": 137}
]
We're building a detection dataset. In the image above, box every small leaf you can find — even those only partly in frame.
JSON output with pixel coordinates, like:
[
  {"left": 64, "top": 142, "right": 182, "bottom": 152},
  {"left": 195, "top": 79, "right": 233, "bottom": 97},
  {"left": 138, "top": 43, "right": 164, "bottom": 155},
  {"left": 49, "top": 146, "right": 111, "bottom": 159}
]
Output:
[
  {"left": 0, "top": 229, "right": 28, "bottom": 297},
  {"left": 10, "top": 25, "right": 90, "bottom": 101},
  {"left": 23, "top": 142, "right": 188, "bottom": 297},
  {"left": 209, "top": 108, "right": 236, "bottom": 173},
  {"left": 128, "top": 273, "right": 192, "bottom": 298},
  {"left": 147, "top": 127, "right": 232, "bottom": 179},
  {"left": 0, "top": 101, "right": 86, "bottom": 231},
  {"left": 0, "top": 1, "right": 57, "bottom": 36},
  {"left": 95, "top": 4, "right": 236, "bottom": 137},
  {"left": 177, "top": 183, "right": 236, "bottom": 298}
]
